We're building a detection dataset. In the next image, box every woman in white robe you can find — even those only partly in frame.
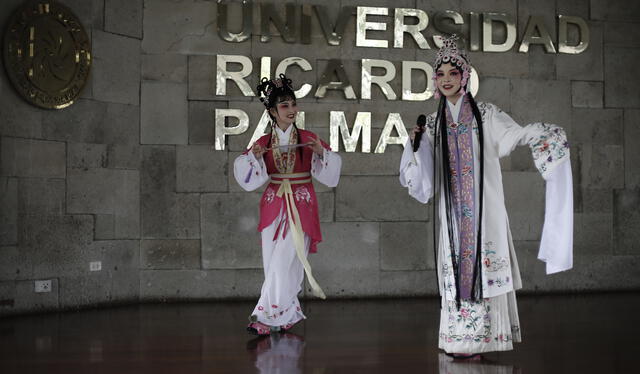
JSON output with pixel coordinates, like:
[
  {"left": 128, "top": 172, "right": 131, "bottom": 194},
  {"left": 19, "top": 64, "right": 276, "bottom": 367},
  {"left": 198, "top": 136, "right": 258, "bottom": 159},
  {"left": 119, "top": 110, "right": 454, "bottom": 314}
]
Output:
[
  {"left": 234, "top": 75, "right": 341, "bottom": 336},
  {"left": 399, "top": 36, "right": 573, "bottom": 357}
]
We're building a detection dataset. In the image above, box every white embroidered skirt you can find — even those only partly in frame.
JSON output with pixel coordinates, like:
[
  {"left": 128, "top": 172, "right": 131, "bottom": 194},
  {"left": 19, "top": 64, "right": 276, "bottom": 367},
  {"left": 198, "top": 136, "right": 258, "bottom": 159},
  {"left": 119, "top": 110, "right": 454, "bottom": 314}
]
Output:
[
  {"left": 438, "top": 290, "right": 522, "bottom": 354},
  {"left": 251, "top": 214, "right": 308, "bottom": 327}
]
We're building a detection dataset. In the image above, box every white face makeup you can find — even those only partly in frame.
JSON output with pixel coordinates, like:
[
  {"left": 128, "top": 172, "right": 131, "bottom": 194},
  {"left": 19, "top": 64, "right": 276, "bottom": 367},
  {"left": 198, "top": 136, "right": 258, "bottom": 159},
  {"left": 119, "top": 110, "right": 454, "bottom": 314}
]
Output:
[
  {"left": 270, "top": 98, "right": 298, "bottom": 129},
  {"left": 436, "top": 63, "right": 463, "bottom": 102}
]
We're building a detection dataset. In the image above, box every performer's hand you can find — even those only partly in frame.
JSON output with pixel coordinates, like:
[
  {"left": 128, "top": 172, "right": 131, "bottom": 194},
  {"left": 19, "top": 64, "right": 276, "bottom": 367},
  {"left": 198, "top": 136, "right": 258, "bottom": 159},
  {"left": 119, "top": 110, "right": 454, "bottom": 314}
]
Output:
[
  {"left": 252, "top": 143, "right": 266, "bottom": 158},
  {"left": 308, "top": 137, "right": 324, "bottom": 156},
  {"left": 410, "top": 125, "right": 424, "bottom": 142}
]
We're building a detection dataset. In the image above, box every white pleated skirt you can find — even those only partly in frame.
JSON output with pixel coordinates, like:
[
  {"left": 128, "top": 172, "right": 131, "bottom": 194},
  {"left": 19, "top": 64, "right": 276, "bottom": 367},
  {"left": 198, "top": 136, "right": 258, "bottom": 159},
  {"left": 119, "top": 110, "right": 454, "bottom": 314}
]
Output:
[
  {"left": 438, "top": 290, "right": 522, "bottom": 354},
  {"left": 251, "top": 213, "right": 308, "bottom": 327}
]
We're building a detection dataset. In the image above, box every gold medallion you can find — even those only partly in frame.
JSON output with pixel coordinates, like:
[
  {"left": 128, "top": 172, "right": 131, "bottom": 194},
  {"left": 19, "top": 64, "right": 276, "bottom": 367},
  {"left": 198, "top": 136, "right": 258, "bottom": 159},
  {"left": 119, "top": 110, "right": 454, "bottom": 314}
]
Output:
[{"left": 3, "top": 1, "right": 91, "bottom": 109}]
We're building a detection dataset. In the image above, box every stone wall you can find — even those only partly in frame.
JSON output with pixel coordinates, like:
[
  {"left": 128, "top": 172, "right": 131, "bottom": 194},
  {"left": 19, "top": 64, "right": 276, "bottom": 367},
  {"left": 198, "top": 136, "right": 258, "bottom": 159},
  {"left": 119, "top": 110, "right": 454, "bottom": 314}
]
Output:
[{"left": 1, "top": 0, "right": 639, "bottom": 316}]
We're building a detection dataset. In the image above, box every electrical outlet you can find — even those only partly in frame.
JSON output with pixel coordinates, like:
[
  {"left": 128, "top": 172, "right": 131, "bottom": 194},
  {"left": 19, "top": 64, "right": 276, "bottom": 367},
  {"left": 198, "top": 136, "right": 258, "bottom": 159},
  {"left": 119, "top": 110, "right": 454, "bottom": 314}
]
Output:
[
  {"left": 90, "top": 261, "right": 102, "bottom": 272},
  {"left": 34, "top": 280, "right": 51, "bottom": 293}
]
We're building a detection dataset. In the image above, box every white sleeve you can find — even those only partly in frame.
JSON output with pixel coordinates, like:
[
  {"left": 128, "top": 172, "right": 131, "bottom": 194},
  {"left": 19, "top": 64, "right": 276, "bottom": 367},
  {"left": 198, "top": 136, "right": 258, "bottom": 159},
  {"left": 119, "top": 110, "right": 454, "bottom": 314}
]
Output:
[
  {"left": 486, "top": 104, "right": 571, "bottom": 178},
  {"left": 486, "top": 104, "right": 553, "bottom": 159},
  {"left": 538, "top": 160, "right": 574, "bottom": 274},
  {"left": 233, "top": 151, "right": 269, "bottom": 192},
  {"left": 311, "top": 148, "right": 342, "bottom": 187},
  {"left": 485, "top": 104, "right": 529, "bottom": 158},
  {"left": 485, "top": 102, "right": 573, "bottom": 273},
  {"left": 399, "top": 135, "right": 434, "bottom": 204}
]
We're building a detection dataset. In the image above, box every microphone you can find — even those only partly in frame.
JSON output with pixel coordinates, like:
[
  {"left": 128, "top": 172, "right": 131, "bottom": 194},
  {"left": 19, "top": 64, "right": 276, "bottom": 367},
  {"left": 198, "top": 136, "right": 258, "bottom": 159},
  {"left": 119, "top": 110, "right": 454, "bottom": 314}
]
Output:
[{"left": 413, "top": 114, "right": 426, "bottom": 152}]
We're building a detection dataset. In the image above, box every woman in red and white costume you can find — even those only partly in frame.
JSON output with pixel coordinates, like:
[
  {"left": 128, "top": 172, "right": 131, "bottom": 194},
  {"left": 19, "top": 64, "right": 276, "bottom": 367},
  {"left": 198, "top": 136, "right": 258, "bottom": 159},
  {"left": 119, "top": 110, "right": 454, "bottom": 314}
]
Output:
[{"left": 234, "top": 74, "right": 341, "bottom": 336}]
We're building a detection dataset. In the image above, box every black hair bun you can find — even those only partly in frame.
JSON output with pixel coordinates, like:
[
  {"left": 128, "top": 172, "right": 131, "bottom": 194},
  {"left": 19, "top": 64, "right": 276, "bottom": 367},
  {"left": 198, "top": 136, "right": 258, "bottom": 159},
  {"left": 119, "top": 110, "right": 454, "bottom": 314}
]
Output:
[{"left": 257, "top": 74, "right": 296, "bottom": 109}]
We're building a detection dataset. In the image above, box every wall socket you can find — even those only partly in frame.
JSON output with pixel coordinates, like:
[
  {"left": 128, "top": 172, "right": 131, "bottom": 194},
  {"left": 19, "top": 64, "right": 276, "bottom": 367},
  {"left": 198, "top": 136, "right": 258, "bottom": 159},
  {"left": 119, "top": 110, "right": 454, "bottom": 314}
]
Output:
[
  {"left": 34, "top": 280, "right": 52, "bottom": 293},
  {"left": 89, "top": 261, "right": 102, "bottom": 272}
]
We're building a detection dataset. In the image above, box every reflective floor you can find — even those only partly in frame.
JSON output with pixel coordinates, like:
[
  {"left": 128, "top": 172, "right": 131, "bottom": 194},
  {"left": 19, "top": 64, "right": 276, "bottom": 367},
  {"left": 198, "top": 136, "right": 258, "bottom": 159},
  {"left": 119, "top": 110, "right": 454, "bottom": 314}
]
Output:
[{"left": 1, "top": 293, "right": 638, "bottom": 373}]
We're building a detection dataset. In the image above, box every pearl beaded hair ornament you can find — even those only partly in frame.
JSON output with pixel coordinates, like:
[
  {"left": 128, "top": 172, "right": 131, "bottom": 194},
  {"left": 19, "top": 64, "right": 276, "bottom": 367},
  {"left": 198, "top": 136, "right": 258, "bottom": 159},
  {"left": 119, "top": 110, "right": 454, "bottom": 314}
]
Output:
[
  {"left": 433, "top": 35, "right": 472, "bottom": 98},
  {"left": 256, "top": 74, "right": 295, "bottom": 109}
]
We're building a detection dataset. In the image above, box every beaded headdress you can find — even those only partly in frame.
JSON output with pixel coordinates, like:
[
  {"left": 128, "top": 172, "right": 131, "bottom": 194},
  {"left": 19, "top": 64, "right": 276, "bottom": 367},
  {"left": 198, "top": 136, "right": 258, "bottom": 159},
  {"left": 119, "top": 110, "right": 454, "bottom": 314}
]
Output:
[
  {"left": 433, "top": 35, "right": 471, "bottom": 98},
  {"left": 256, "top": 74, "right": 295, "bottom": 109}
]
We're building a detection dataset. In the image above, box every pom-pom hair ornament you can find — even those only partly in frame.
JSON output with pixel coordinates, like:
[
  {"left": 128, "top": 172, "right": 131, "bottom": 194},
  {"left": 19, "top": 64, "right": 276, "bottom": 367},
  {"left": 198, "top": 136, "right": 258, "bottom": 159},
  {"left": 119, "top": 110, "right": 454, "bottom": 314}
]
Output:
[
  {"left": 256, "top": 74, "right": 295, "bottom": 110},
  {"left": 432, "top": 34, "right": 472, "bottom": 99}
]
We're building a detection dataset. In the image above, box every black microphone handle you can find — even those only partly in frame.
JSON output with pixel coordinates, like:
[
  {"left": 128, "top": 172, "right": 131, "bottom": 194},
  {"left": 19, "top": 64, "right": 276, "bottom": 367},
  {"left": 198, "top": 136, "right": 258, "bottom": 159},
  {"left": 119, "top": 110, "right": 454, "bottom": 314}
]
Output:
[{"left": 413, "top": 114, "right": 427, "bottom": 152}]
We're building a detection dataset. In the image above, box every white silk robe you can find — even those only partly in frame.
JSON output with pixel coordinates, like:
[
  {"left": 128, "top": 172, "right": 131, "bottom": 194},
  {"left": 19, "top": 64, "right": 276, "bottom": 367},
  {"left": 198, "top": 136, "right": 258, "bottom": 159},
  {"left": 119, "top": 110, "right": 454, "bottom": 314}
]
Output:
[{"left": 400, "top": 100, "right": 573, "bottom": 353}]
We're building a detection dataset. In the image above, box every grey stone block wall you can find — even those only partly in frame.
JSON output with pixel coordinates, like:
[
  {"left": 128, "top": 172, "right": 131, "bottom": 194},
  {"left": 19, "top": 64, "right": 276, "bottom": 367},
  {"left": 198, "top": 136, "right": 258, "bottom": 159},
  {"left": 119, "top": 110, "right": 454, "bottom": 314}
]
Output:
[{"left": 1, "top": 0, "right": 639, "bottom": 316}]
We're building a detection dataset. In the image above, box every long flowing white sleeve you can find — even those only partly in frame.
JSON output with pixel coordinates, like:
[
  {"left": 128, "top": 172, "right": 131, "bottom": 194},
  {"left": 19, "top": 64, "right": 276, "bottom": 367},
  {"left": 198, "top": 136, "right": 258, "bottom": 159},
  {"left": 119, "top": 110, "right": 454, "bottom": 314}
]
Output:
[
  {"left": 399, "top": 135, "right": 434, "bottom": 204},
  {"left": 484, "top": 102, "right": 573, "bottom": 273},
  {"left": 233, "top": 151, "right": 269, "bottom": 191},
  {"left": 538, "top": 160, "right": 573, "bottom": 274},
  {"left": 311, "top": 148, "right": 341, "bottom": 187},
  {"left": 485, "top": 104, "right": 570, "bottom": 178}
]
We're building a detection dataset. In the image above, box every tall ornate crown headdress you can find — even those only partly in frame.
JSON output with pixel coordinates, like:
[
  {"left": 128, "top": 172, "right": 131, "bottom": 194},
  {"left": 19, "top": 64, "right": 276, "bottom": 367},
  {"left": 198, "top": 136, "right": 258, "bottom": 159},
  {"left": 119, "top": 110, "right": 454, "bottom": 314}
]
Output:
[
  {"left": 257, "top": 74, "right": 294, "bottom": 109},
  {"left": 433, "top": 34, "right": 472, "bottom": 98}
]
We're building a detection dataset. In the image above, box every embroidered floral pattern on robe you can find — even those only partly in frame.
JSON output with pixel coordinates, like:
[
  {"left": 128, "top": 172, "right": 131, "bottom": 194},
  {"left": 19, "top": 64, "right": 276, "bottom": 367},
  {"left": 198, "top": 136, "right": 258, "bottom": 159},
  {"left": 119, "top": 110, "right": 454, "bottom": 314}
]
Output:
[
  {"left": 445, "top": 96, "right": 478, "bottom": 300},
  {"left": 294, "top": 186, "right": 311, "bottom": 203},
  {"left": 264, "top": 187, "right": 276, "bottom": 204},
  {"left": 482, "top": 241, "right": 509, "bottom": 273},
  {"left": 486, "top": 277, "right": 510, "bottom": 287},
  {"left": 271, "top": 126, "right": 298, "bottom": 173},
  {"left": 526, "top": 122, "right": 570, "bottom": 178},
  {"left": 256, "top": 300, "right": 300, "bottom": 320},
  {"left": 440, "top": 299, "right": 516, "bottom": 344}
]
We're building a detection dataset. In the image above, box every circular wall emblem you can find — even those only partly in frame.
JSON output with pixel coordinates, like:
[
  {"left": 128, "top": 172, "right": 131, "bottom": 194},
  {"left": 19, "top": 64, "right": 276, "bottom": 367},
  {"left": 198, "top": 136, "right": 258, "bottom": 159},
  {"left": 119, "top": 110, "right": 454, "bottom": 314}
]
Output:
[{"left": 3, "top": 1, "right": 91, "bottom": 109}]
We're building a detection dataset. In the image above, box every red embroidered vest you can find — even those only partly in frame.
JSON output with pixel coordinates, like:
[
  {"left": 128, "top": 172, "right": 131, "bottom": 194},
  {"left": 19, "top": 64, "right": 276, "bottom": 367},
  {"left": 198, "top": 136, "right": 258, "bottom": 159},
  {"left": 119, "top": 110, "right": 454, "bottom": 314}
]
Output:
[{"left": 247, "top": 129, "right": 329, "bottom": 253}]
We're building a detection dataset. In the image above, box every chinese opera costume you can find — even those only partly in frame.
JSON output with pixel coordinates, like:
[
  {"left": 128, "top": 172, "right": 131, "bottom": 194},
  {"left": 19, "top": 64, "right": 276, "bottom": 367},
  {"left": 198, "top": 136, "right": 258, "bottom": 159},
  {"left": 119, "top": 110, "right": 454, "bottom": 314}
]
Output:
[
  {"left": 234, "top": 75, "right": 341, "bottom": 335},
  {"left": 399, "top": 36, "right": 573, "bottom": 354}
]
